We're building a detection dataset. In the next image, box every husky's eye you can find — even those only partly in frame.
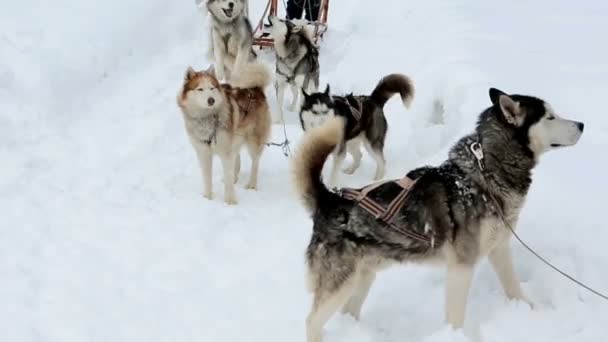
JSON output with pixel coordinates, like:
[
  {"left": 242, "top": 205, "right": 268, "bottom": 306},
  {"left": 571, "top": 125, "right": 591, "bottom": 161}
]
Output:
[
  {"left": 547, "top": 116, "right": 555, "bottom": 120},
  {"left": 197, "top": 88, "right": 204, "bottom": 92}
]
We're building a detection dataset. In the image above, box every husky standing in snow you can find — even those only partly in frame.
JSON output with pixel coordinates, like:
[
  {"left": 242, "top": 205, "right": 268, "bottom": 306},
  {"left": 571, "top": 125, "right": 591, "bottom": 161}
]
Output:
[
  {"left": 202, "top": 0, "right": 256, "bottom": 81},
  {"left": 291, "top": 88, "right": 584, "bottom": 342},
  {"left": 299, "top": 74, "right": 414, "bottom": 186},
  {"left": 177, "top": 61, "right": 272, "bottom": 205},
  {"left": 267, "top": 15, "right": 320, "bottom": 123}
]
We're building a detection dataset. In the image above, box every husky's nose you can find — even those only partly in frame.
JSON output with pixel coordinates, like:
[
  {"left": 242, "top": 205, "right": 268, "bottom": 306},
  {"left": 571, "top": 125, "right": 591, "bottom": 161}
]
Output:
[
  {"left": 228, "top": 2, "right": 234, "bottom": 9},
  {"left": 577, "top": 122, "right": 585, "bottom": 132},
  {"left": 207, "top": 97, "right": 215, "bottom": 106}
]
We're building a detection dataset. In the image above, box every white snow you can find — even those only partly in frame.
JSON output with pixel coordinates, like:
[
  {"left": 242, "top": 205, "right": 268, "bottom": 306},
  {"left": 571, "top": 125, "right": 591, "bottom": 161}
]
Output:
[{"left": 2, "top": 0, "right": 608, "bottom": 341}]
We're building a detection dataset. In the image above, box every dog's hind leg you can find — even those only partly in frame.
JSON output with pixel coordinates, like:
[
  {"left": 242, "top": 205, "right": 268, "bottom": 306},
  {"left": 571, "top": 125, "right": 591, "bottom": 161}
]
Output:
[
  {"left": 245, "top": 139, "right": 264, "bottom": 190},
  {"left": 234, "top": 153, "right": 241, "bottom": 184},
  {"left": 195, "top": 144, "right": 213, "bottom": 200},
  {"left": 343, "top": 138, "right": 362, "bottom": 175},
  {"left": 341, "top": 268, "right": 376, "bottom": 320},
  {"left": 445, "top": 262, "right": 474, "bottom": 329},
  {"left": 307, "top": 269, "right": 356, "bottom": 342},
  {"left": 363, "top": 140, "right": 386, "bottom": 181}
]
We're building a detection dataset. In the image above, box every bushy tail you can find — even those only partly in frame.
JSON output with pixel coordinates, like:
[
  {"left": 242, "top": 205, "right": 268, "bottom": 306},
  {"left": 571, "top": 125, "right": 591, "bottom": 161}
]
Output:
[
  {"left": 230, "top": 61, "right": 271, "bottom": 89},
  {"left": 292, "top": 116, "right": 345, "bottom": 214},
  {"left": 369, "top": 73, "right": 415, "bottom": 109}
]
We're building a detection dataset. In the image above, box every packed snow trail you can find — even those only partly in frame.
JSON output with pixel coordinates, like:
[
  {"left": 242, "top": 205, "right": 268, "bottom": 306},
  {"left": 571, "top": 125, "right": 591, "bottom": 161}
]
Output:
[{"left": 1, "top": 0, "right": 607, "bottom": 341}]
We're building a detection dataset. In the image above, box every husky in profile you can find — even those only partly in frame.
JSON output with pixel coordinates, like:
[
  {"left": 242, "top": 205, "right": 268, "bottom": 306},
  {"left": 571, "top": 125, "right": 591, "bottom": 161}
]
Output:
[
  {"left": 299, "top": 74, "right": 414, "bottom": 186},
  {"left": 292, "top": 88, "right": 584, "bottom": 342},
  {"left": 177, "top": 61, "right": 271, "bottom": 205},
  {"left": 204, "top": 0, "right": 256, "bottom": 80},
  {"left": 267, "top": 15, "right": 320, "bottom": 123}
]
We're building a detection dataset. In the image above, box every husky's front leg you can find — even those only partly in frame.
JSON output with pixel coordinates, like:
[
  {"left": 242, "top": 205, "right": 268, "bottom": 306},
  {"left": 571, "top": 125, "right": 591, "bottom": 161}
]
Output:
[
  {"left": 212, "top": 30, "right": 227, "bottom": 80},
  {"left": 233, "top": 38, "right": 251, "bottom": 76},
  {"left": 274, "top": 79, "right": 287, "bottom": 123},
  {"left": 489, "top": 241, "right": 533, "bottom": 307},
  {"left": 195, "top": 144, "right": 213, "bottom": 200},
  {"left": 219, "top": 152, "right": 237, "bottom": 204},
  {"left": 289, "top": 76, "right": 303, "bottom": 112},
  {"left": 445, "top": 261, "right": 474, "bottom": 329}
]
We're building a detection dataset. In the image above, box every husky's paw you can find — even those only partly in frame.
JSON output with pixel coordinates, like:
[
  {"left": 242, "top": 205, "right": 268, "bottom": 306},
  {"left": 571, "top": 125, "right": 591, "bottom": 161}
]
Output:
[
  {"left": 245, "top": 182, "right": 257, "bottom": 190},
  {"left": 224, "top": 196, "right": 238, "bottom": 205},
  {"left": 203, "top": 191, "right": 214, "bottom": 200},
  {"left": 509, "top": 296, "right": 535, "bottom": 310}
]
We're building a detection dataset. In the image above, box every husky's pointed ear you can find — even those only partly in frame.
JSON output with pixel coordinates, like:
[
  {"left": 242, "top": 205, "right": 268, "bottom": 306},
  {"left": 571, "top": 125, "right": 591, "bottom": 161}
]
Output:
[
  {"left": 324, "top": 84, "right": 330, "bottom": 96},
  {"left": 498, "top": 94, "right": 523, "bottom": 126},
  {"left": 205, "top": 64, "right": 216, "bottom": 77},
  {"left": 185, "top": 66, "right": 196, "bottom": 80},
  {"left": 489, "top": 88, "right": 508, "bottom": 106},
  {"left": 292, "top": 24, "right": 303, "bottom": 33}
]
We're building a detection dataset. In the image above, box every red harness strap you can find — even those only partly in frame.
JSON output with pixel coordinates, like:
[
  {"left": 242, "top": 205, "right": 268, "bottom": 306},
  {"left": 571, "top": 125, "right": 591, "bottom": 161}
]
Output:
[{"left": 340, "top": 177, "right": 432, "bottom": 244}]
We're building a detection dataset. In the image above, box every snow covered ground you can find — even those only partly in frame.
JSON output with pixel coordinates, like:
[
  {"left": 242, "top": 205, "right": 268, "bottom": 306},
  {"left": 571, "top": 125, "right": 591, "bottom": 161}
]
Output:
[{"left": 2, "top": 0, "right": 607, "bottom": 341}]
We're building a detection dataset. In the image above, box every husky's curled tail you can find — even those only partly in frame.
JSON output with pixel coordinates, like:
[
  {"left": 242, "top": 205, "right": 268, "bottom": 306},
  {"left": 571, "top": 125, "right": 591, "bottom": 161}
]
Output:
[
  {"left": 370, "top": 73, "right": 415, "bottom": 109},
  {"left": 292, "top": 117, "right": 345, "bottom": 214},
  {"left": 229, "top": 61, "right": 271, "bottom": 89}
]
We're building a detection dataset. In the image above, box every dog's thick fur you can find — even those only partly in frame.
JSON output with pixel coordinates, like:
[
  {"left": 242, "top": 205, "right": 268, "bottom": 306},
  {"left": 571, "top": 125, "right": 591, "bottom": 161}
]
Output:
[
  {"left": 205, "top": 0, "right": 256, "bottom": 80},
  {"left": 300, "top": 74, "right": 414, "bottom": 186},
  {"left": 267, "top": 15, "right": 320, "bottom": 123},
  {"left": 292, "top": 88, "right": 584, "bottom": 342},
  {"left": 177, "top": 61, "right": 271, "bottom": 204}
]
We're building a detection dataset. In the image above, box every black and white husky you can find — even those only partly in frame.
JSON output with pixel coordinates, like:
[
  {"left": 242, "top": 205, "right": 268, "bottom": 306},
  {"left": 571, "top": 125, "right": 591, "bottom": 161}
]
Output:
[
  {"left": 267, "top": 15, "right": 320, "bottom": 123},
  {"left": 203, "top": 0, "right": 256, "bottom": 80},
  {"left": 292, "top": 88, "right": 584, "bottom": 342},
  {"left": 299, "top": 74, "right": 414, "bottom": 186}
]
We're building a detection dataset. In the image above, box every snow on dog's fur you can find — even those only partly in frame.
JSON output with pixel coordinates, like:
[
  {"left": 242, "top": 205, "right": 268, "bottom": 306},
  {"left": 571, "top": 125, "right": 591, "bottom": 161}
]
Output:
[{"left": 292, "top": 88, "right": 584, "bottom": 342}]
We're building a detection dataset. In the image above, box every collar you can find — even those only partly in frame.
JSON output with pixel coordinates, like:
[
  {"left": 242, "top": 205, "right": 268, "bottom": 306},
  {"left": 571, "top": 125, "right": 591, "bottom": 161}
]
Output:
[{"left": 469, "top": 140, "right": 485, "bottom": 171}]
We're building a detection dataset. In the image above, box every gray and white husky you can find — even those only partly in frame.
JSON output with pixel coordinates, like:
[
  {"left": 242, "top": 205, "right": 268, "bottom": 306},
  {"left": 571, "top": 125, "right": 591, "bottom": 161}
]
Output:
[
  {"left": 299, "top": 74, "right": 414, "bottom": 186},
  {"left": 267, "top": 15, "right": 320, "bottom": 123},
  {"left": 204, "top": 0, "right": 256, "bottom": 80},
  {"left": 292, "top": 88, "right": 584, "bottom": 342}
]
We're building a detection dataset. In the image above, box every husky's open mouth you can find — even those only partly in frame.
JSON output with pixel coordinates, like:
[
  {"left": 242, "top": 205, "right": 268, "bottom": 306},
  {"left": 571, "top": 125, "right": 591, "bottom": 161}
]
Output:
[{"left": 223, "top": 8, "right": 234, "bottom": 18}]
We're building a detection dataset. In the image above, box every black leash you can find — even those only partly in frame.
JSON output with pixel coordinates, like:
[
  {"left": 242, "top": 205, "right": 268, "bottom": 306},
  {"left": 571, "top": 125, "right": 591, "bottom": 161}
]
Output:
[{"left": 469, "top": 141, "right": 608, "bottom": 301}]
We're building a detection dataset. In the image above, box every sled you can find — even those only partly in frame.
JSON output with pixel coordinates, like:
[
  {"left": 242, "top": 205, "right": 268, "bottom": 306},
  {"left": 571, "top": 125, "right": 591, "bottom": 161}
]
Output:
[{"left": 252, "top": 0, "right": 329, "bottom": 50}]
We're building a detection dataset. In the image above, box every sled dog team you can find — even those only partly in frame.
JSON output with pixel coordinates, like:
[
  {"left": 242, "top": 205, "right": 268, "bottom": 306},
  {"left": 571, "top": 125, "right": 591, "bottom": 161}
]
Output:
[{"left": 178, "top": 1, "right": 585, "bottom": 341}]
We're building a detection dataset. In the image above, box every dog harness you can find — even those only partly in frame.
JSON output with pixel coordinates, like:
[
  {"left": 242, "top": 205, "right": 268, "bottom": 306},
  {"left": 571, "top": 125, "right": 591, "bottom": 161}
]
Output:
[
  {"left": 338, "top": 176, "right": 433, "bottom": 244},
  {"left": 335, "top": 96, "right": 364, "bottom": 121}
]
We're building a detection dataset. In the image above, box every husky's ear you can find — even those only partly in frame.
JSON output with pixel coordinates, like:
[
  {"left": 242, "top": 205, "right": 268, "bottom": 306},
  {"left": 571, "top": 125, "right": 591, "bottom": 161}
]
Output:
[
  {"left": 185, "top": 67, "right": 196, "bottom": 80},
  {"left": 205, "top": 64, "right": 216, "bottom": 77},
  {"left": 490, "top": 88, "right": 523, "bottom": 125},
  {"left": 489, "top": 87, "right": 507, "bottom": 106},
  {"left": 292, "top": 24, "right": 303, "bottom": 33},
  {"left": 498, "top": 94, "right": 522, "bottom": 126},
  {"left": 302, "top": 87, "right": 309, "bottom": 98},
  {"left": 323, "top": 84, "right": 330, "bottom": 96}
]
